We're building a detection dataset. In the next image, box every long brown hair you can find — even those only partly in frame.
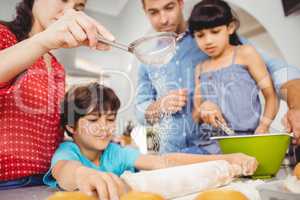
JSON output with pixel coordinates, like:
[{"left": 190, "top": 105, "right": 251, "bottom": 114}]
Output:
[{"left": 0, "top": 0, "right": 34, "bottom": 41}]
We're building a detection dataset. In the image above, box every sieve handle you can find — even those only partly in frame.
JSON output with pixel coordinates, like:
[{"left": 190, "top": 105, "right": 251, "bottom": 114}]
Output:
[
  {"left": 96, "top": 34, "right": 131, "bottom": 52},
  {"left": 216, "top": 119, "right": 235, "bottom": 136}
]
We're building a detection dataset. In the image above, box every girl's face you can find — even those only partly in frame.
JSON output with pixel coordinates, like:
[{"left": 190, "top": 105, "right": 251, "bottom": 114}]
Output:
[
  {"left": 32, "top": 0, "right": 87, "bottom": 30},
  {"left": 72, "top": 112, "right": 117, "bottom": 151},
  {"left": 194, "top": 24, "right": 235, "bottom": 57}
]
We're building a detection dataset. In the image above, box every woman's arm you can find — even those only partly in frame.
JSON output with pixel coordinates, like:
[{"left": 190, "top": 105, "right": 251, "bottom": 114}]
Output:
[
  {"left": 192, "top": 64, "right": 203, "bottom": 123},
  {"left": 0, "top": 9, "right": 114, "bottom": 83},
  {"left": 134, "top": 153, "right": 258, "bottom": 174},
  {"left": 240, "top": 45, "right": 279, "bottom": 133},
  {"left": 0, "top": 34, "right": 48, "bottom": 82},
  {"left": 52, "top": 160, "right": 126, "bottom": 199}
]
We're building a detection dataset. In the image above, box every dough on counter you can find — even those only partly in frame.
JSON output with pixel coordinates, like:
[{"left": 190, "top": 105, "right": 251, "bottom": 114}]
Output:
[
  {"left": 294, "top": 162, "right": 300, "bottom": 180},
  {"left": 47, "top": 192, "right": 98, "bottom": 200},
  {"left": 195, "top": 189, "right": 248, "bottom": 200},
  {"left": 121, "top": 160, "right": 236, "bottom": 199},
  {"left": 121, "top": 191, "right": 165, "bottom": 200}
]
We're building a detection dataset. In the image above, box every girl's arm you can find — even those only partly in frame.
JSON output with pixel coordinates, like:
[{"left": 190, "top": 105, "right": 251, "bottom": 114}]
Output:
[
  {"left": 240, "top": 45, "right": 279, "bottom": 133},
  {"left": 134, "top": 153, "right": 257, "bottom": 174},
  {"left": 192, "top": 63, "right": 227, "bottom": 127},
  {"left": 192, "top": 64, "right": 203, "bottom": 123}
]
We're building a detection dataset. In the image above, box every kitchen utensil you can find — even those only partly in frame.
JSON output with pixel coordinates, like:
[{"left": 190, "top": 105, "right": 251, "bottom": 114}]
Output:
[
  {"left": 96, "top": 32, "right": 182, "bottom": 65},
  {"left": 256, "top": 180, "right": 300, "bottom": 200},
  {"left": 216, "top": 119, "right": 235, "bottom": 136},
  {"left": 121, "top": 160, "right": 239, "bottom": 199},
  {"left": 211, "top": 133, "right": 292, "bottom": 179}
]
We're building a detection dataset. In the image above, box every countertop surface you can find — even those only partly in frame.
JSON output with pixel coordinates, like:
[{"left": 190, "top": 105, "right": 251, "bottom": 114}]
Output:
[{"left": 0, "top": 167, "right": 293, "bottom": 200}]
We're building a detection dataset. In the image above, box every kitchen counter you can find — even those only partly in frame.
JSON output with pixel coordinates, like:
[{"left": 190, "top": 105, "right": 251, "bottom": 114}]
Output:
[{"left": 0, "top": 166, "right": 293, "bottom": 200}]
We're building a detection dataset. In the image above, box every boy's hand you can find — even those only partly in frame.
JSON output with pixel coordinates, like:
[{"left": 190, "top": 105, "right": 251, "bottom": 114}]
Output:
[
  {"left": 199, "top": 101, "right": 226, "bottom": 128},
  {"left": 224, "top": 153, "right": 258, "bottom": 176},
  {"left": 76, "top": 166, "right": 129, "bottom": 200}
]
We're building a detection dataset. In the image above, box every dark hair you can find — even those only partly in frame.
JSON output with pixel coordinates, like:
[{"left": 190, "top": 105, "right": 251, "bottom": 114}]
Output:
[
  {"left": 188, "top": 0, "right": 241, "bottom": 45},
  {"left": 0, "top": 0, "right": 34, "bottom": 41},
  {"left": 61, "top": 82, "right": 121, "bottom": 137}
]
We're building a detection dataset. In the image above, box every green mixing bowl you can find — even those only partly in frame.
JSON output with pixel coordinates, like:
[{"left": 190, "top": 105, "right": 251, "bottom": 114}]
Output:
[{"left": 211, "top": 133, "right": 291, "bottom": 179}]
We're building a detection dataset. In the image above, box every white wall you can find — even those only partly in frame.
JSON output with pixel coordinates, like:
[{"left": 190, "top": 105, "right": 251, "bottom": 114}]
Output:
[
  {"left": 0, "top": 0, "right": 19, "bottom": 21},
  {"left": 223, "top": 0, "right": 300, "bottom": 67}
]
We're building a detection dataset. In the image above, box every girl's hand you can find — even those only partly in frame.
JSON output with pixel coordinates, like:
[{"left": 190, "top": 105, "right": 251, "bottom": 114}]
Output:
[
  {"left": 255, "top": 124, "right": 269, "bottom": 134},
  {"left": 199, "top": 101, "right": 226, "bottom": 128},
  {"left": 224, "top": 153, "right": 258, "bottom": 176},
  {"left": 76, "top": 166, "right": 129, "bottom": 200},
  {"left": 36, "top": 9, "right": 114, "bottom": 51}
]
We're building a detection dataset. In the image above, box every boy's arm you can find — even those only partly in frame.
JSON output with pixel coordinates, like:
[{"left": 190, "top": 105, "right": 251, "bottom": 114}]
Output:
[
  {"left": 241, "top": 45, "right": 279, "bottom": 132},
  {"left": 52, "top": 160, "right": 126, "bottom": 199},
  {"left": 134, "top": 153, "right": 257, "bottom": 174}
]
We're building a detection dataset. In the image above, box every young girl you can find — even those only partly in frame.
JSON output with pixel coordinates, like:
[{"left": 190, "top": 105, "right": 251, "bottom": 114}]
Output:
[
  {"left": 43, "top": 82, "right": 258, "bottom": 199},
  {"left": 189, "top": 0, "right": 278, "bottom": 141}
]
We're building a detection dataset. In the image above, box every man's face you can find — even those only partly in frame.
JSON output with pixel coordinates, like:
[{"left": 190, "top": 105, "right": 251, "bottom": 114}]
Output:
[{"left": 143, "top": 0, "right": 185, "bottom": 33}]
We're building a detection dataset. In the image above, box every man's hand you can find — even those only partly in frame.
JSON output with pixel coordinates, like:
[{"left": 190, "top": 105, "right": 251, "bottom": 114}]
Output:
[
  {"left": 159, "top": 88, "right": 188, "bottom": 115},
  {"left": 282, "top": 108, "right": 300, "bottom": 144}
]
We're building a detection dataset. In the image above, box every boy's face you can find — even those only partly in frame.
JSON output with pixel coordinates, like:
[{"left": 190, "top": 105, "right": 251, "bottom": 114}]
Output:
[
  {"left": 73, "top": 112, "right": 117, "bottom": 151},
  {"left": 194, "top": 24, "right": 235, "bottom": 57}
]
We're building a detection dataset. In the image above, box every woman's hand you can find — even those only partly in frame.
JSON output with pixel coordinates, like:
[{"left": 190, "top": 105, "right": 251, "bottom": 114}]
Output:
[
  {"left": 75, "top": 166, "right": 129, "bottom": 200},
  {"left": 36, "top": 9, "right": 114, "bottom": 51},
  {"left": 223, "top": 153, "right": 258, "bottom": 176},
  {"left": 199, "top": 101, "right": 226, "bottom": 128}
]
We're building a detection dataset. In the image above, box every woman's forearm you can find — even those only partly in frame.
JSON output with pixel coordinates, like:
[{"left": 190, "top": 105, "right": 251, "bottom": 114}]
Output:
[{"left": 0, "top": 33, "right": 48, "bottom": 82}]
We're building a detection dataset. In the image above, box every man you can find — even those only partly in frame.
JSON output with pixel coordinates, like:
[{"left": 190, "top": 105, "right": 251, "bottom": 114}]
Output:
[{"left": 135, "top": 0, "right": 300, "bottom": 153}]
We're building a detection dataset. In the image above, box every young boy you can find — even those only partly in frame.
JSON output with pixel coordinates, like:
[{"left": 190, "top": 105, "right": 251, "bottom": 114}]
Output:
[{"left": 43, "top": 82, "right": 258, "bottom": 199}]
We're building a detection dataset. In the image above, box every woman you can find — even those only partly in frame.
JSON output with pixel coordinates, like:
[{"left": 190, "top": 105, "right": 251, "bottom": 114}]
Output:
[{"left": 0, "top": 0, "right": 124, "bottom": 196}]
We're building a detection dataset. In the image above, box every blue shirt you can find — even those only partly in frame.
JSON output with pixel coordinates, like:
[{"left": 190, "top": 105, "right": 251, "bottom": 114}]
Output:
[
  {"left": 135, "top": 32, "right": 300, "bottom": 154},
  {"left": 43, "top": 141, "right": 140, "bottom": 188}
]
